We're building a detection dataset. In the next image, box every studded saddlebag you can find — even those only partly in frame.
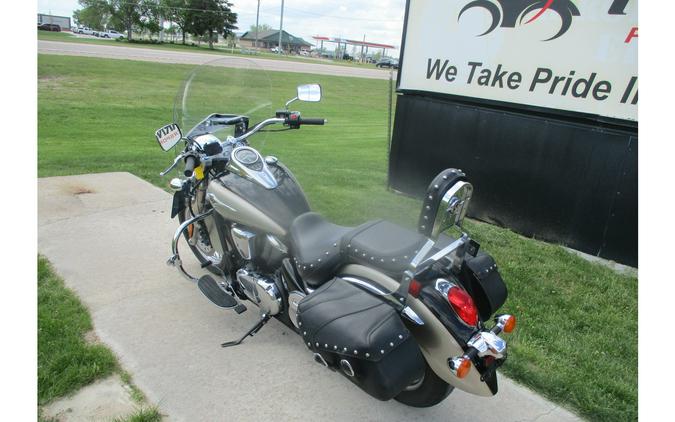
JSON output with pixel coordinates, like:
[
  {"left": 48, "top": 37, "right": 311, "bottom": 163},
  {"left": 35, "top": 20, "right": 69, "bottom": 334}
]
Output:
[
  {"left": 297, "top": 277, "right": 426, "bottom": 401},
  {"left": 460, "top": 252, "right": 508, "bottom": 322}
]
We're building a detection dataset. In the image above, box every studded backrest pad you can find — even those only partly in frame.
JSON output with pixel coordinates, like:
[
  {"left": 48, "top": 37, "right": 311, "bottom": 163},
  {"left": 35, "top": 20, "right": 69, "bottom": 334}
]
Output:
[{"left": 297, "top": 278, "right": 412, "bottom": 362}]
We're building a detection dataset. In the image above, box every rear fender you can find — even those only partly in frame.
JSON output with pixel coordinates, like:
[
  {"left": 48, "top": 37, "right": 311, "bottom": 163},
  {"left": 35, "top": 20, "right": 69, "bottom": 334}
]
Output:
[{"left": 339, "top": 264, "right": 495, "bottom": 397}]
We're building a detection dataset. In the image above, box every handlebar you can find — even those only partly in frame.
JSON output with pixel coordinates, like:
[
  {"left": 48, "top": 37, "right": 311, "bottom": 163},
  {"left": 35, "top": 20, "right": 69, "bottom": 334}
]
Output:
[
  {"left": 184, "top": 155, "right": 197, "bottom": 177},
  {"left": 161, "top": 114, "right": 326, "bottom": 177},
  {"left": 298, "top": 117, "right": 326, "bottom": 125}
]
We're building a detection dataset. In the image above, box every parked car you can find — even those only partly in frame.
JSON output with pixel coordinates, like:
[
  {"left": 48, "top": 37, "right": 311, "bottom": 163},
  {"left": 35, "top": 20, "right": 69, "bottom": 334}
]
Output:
[
  {"left": 270, "top": 47, "right": 284, "bottom": 53},
  {"left": 38, "top": 23, "right": 61, "bottom": 32},
  {"left": 78, "top": 27, "right": 94, "bottom": 35},
  {"left": 299, "top": 50, "right": 310, "bottom": 56},
  {"left": 376, "top": 58, "right": 399, "bottom": 69},
  {"left": 101, "top": 29, "right": 125, "bottom": 39}
]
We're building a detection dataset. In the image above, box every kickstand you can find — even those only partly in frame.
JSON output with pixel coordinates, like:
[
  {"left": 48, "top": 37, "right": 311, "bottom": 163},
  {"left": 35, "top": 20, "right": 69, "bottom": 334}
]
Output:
[{"left": 221, "top": 314, "right": 270, "bottom": 348}]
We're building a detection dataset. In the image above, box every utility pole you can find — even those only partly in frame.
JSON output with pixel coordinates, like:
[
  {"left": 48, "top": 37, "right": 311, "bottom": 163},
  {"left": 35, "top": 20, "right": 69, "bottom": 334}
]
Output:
[
  {"left": 254, "top": 0, "right": 261, "bottom": 49},
  {"left": 278, "top": 0, "right": 285, "bottom": 55},
  {"left": 157, "top": 0, "right": 164, "bottom": 42},
  {"left": 360, "top": 34, "right": 365, "bottom": 63}
]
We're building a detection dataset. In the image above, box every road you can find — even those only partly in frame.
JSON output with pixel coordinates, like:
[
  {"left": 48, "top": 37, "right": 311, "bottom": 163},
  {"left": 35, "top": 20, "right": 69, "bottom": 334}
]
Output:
[
  {"left": 38, "top": 172, "right": 581, "bottom": 422},
  {"left": 38, "top": 40, "right": 393, "bottom": 80}
]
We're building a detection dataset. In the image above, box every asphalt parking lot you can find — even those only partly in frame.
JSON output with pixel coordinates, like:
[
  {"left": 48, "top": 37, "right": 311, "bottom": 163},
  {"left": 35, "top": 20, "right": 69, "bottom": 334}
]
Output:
[{"left": 38, "top": 40, "right": 392, "bottom": 80}]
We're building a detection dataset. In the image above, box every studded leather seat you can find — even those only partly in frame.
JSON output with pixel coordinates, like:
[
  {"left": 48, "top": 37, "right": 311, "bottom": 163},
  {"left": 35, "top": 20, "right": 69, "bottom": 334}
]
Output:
[{"left": 289, "top": 212, "right": 427, "bottom": 287}]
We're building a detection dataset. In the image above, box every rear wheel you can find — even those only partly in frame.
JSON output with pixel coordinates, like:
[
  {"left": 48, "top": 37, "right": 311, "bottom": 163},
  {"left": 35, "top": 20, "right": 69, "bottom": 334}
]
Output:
[{"left": 394, "top": 361, "right": 454, "bottom": 408}]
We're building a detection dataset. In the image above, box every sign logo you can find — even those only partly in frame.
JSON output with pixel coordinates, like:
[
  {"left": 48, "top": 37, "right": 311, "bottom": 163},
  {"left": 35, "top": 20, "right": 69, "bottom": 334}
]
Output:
[{"left": 458, "top": 0, "right": 581, "bottom": 41}]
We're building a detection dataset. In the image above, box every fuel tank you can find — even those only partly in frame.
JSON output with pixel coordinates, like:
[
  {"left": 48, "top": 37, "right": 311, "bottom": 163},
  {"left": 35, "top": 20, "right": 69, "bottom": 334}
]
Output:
[{"left": 206, "top": 161, "right": 311, "bottom": 238}]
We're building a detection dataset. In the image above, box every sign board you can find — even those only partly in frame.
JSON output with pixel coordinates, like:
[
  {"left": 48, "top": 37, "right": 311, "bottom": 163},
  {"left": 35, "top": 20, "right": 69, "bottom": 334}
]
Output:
[{"left": 398, "top": 0, "right": 638, "bottom": 121}]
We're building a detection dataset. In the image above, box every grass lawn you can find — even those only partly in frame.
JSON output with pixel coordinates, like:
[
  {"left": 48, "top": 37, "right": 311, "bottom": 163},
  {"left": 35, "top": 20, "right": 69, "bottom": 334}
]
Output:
[
  {"left": 38, "top": 255, "right": 117, "bottom": 403},
  {"left": 38, "top": 256, "right": 162, "bottom": 421},
  {"left": 37, "top": 30, "right": 384, "bottom": 70},
  {"left": 38, "top": 54, "right": 637, "bottom": 421}
]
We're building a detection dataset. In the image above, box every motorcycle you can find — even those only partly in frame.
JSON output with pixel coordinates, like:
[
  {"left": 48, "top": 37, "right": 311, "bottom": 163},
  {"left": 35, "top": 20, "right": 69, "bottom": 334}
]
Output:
[{"left": 156, "top": 58, "right": 515, "bottom": 407}]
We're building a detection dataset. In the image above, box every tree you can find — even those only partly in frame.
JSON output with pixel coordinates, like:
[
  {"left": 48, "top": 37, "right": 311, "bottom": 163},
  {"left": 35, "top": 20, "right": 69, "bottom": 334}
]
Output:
[
  {"left": 187, "top": 0, "right": 238, "bottom": 50},
  {"left": 73, "top": 0, "right": 111, "bottom": 30},
  {"left": 139, "top": 0, "right": 162, "bottom": 38},
  {"left": 109, "top": 0, "right": 143, "bottom": 40},
  {"left": 162, "top": 0, "right": 191, "bottom": 44},
  {"left": 249, "top": 23, "right": 272, "bottom": 33}
]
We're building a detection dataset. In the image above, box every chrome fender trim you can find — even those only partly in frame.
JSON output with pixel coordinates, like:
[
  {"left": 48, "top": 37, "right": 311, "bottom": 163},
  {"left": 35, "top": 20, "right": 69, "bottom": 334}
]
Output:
[{"left": 338, "top": 264, "right": 494, "bottom": 397}]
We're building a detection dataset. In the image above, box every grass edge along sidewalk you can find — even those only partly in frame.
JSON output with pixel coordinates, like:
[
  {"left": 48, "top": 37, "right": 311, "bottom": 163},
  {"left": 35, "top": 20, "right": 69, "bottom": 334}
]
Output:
[
  {"left": 38, "top": 54, "right": 637, "bottom": 421},
  {"left": 38, "top": 255, "right": 162, "bottom": 422}
]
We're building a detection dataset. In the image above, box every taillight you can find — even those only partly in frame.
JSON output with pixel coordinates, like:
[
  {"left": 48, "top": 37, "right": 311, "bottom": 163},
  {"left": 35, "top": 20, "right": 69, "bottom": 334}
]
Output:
[
  {"left": 447, "top": 286, "right": 478, "bottom": 326},
  {"left": 408, "top": 279, "right": 422, "bottom": 298}
]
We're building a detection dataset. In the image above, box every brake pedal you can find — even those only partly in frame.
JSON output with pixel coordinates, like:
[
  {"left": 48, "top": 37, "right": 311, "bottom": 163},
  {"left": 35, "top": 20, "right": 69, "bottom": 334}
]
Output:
[{"left": 197, "top": 275, "right": 239, "bottom": 309}]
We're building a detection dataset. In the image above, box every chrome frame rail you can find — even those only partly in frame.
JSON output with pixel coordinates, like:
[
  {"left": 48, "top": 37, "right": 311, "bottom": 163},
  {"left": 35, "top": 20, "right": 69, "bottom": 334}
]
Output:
[
  {"left": 340, "top": 276, "right": 424, "bottom": 325},
  {"left": 167, "top": 209, "right": 214, "bottom": 282}
]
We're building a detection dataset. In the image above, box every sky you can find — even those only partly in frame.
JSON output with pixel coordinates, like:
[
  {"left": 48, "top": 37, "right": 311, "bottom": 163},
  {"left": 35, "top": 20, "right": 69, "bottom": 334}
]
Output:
[{"left": 37, "top": 0, "right": 407, "bottom": 53}]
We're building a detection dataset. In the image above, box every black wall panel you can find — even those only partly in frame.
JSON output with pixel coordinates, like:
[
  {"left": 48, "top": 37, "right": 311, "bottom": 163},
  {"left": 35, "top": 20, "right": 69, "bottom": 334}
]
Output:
[{"left": 389, "top": 94, "right": 637, "bottom": 266}]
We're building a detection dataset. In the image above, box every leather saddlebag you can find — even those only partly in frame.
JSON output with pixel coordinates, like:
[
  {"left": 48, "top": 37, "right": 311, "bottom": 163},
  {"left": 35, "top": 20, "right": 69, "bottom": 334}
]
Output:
[
  {"left": 460, "top": 252, "right": 508, "bottom": 322},
  {"left": 297, "top": 277, "right": 425, "bottom": 401}
]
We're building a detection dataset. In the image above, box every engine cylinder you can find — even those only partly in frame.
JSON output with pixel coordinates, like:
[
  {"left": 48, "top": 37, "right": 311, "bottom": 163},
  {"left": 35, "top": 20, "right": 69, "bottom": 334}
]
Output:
[{"left": 236, "top": 268, "right": 282, "bottom": 316}]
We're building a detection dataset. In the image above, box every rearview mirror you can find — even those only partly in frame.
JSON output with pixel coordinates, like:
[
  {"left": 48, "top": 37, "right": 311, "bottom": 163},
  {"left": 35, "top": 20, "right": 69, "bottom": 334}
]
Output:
[
  {"left": 297, "top": 84, "right": 322, "bottom": 102},
  {"left": 155, "top": 123, "right": 182, "bottom": 152}
]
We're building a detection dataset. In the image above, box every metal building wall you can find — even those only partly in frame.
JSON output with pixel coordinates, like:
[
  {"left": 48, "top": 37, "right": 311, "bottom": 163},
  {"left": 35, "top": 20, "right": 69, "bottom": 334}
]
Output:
[
  {"left": 389, "top": 94, "right": 638, "bottom": 267},
  {"left": 38, "top": 14, "right": 71, "bottom": 30}
]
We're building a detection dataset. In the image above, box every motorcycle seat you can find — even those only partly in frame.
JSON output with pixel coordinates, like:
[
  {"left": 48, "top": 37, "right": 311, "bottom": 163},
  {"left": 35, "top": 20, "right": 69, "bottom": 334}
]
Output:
[{"left": 289, "top": 212, "right": 427, "bottom": 287}]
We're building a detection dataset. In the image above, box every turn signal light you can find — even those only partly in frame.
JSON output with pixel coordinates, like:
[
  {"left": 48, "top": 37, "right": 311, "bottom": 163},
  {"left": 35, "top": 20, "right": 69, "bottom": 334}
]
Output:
[
  {"left": 448, "top": 286, "right": 478, "bottom": 326},
  {"left": 449, "top": 357, "right": 472, "bottom": 379},
  {"left": 502, "top": 315, "right": 516, "bottom": 333}
]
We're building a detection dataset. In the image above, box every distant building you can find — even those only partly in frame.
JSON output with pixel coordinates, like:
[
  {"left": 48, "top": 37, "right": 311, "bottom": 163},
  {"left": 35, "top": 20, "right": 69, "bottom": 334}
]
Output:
[
  {"left": 38, "top": 14, "right": 71, "bottom": 31},
  {"left": 239, "top": 29, "right": 312, "bottom": 53}
]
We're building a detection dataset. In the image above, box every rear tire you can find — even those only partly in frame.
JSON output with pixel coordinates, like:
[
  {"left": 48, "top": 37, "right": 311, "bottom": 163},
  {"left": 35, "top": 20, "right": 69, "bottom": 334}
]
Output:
[{"left": 394, "top": 362, "right": 454, "bottom": 408}]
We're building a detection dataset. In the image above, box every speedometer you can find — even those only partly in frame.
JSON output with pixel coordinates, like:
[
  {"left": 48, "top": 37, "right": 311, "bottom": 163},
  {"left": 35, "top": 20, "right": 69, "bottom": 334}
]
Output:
[{"left": 234, "top": 147, "right": 259, "bottom": 165}]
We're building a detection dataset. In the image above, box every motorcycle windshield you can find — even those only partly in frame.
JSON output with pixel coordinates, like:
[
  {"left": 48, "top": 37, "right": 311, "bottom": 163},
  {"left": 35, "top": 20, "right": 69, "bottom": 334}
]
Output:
[{"left": 173, "top": 57, "right": 273, "bottom": 141}]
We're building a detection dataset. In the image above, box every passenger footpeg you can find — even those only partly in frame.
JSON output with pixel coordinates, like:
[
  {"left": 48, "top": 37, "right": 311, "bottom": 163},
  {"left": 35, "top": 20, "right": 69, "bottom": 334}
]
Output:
[{"left": 197, "top": 275, "right": 245, "bottom": 312}]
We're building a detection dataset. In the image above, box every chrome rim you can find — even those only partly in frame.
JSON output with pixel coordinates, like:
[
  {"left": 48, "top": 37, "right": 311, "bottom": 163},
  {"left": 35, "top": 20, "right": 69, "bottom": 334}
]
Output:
[{"left": 185, "top": 202, "right": 222, "bottom": 266}]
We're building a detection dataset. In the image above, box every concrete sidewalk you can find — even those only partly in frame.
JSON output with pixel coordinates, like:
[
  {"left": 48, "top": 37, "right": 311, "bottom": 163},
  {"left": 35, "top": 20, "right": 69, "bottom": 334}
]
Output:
[{"left": 38, "top": 172, "right": 581, "bottom": 422}]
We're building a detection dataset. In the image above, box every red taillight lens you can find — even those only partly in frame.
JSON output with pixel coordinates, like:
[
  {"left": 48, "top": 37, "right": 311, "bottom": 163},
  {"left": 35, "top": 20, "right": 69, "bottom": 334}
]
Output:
[
  {"left": 408, "top": 279, "right": 422, "bottom": 298},
  {"left": 447, "top": 286, "right": 478, "bottom": 326}
]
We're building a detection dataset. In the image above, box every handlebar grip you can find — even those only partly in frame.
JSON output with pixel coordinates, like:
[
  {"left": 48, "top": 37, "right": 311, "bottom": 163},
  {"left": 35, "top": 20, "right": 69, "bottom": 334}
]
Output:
[
  {"left": 300, "top": 118, "right": 326, "bottom": 126},
  {"left": 184, "top": 155, "right": 197, "bottom": 177}
]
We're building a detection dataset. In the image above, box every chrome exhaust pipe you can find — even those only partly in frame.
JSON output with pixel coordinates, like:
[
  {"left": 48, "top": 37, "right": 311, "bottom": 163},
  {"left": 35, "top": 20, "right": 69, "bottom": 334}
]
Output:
[{"left": 313, "top": 353, "right": 328, "bottom": 368}]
